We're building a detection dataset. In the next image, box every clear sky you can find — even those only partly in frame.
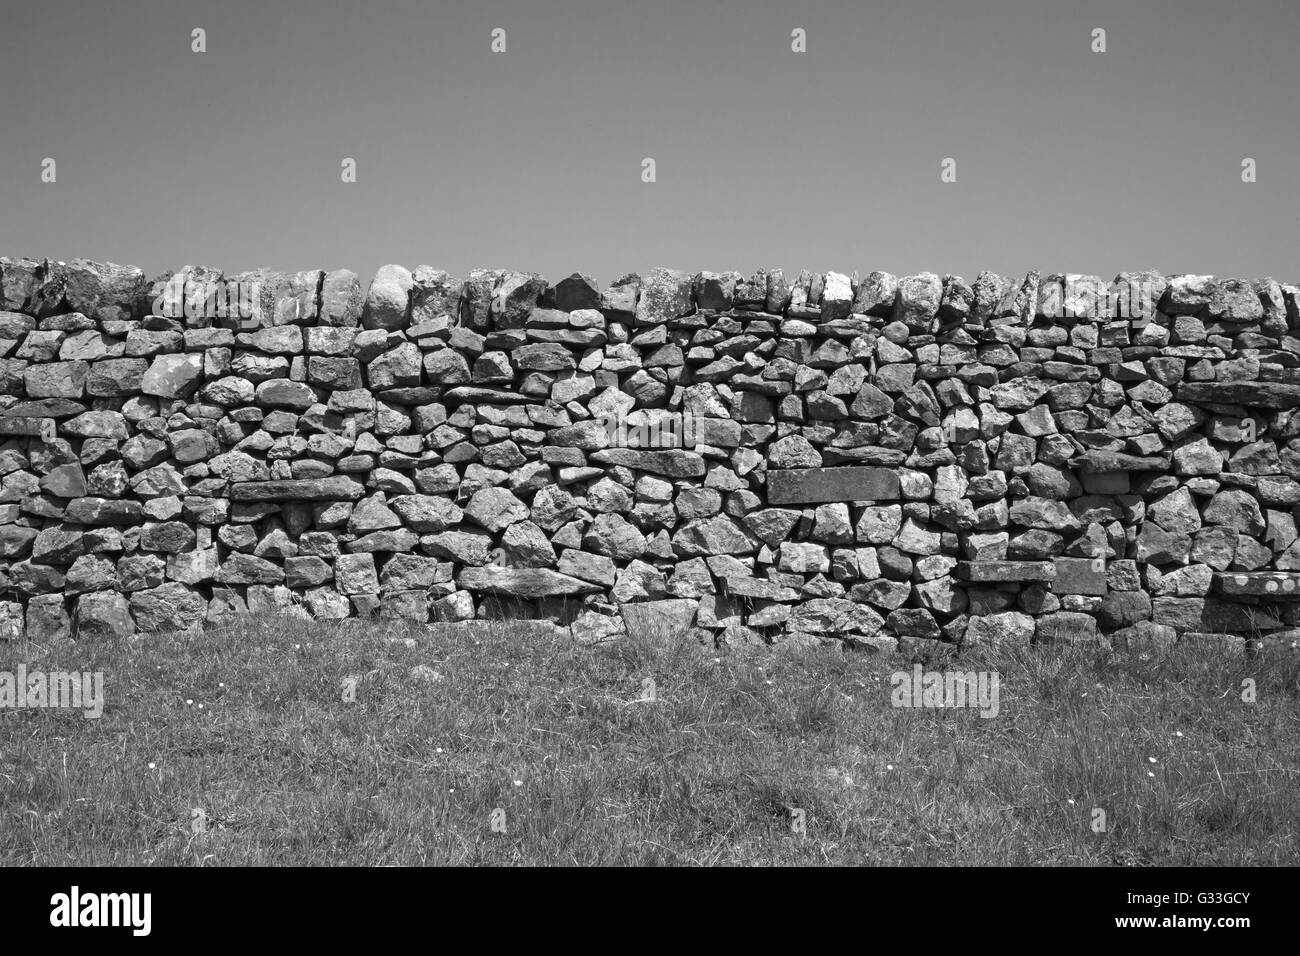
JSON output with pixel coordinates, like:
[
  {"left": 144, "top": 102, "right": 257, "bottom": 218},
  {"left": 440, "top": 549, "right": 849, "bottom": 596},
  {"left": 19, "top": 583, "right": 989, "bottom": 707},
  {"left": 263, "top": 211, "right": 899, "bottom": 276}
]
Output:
[{"left": 1, "top": 0, "right": 1296, "bottom": 287}]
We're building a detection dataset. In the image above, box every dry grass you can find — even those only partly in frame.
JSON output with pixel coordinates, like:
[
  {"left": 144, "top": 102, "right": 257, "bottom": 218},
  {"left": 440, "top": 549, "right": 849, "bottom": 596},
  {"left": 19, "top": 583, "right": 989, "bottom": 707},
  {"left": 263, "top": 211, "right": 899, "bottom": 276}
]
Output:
[{"left": 1, "top": 617, "right": 1298, "bottom": 865}]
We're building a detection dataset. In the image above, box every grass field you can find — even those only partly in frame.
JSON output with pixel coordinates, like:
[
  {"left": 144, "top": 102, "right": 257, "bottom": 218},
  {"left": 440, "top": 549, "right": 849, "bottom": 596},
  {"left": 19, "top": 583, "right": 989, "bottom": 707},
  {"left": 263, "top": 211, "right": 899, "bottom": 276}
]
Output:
[{"left": 1, "top": 617, "right": 1298, "bottom": 865}]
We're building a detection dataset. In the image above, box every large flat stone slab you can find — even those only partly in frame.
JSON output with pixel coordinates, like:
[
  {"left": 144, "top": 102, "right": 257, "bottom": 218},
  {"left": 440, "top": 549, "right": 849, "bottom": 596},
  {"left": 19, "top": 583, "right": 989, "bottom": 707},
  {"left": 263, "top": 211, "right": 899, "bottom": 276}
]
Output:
[
  {"left": 1077, "top": 450, "right": 1170, "bottom": 473},
  {"left": 957, "top": 560, "right": 1055, "bottom": 582},
  {"left": 0, "top": 416, "right": 55, "bottom": 441},
  {"left": 588, "top": 448, "right": 706, "bottom": 477},
  {"left": 719, "top": 575, "right": 802, "bottom": 602},
  {"left": 64, "top": 497, "right": 145, "bottom": 526},
  {"left": 442, "top": 386, "right": 534, "bottom": 405},
  {"left": 767, "top": 467, "right": 900, "bottom": 504},
  {"left": 0, "top": 398, "right": 86, "bottom": 419},
  {"left": 229, "top": 477, "right": 366, "bottom": 502},
  {"left": 456, "top": 566, "right": 602, "bottom": 598},
  {"left": 1215, "top": 572, "right": 1300, "bottom": 599},
  {"left": 1176, "top": 381, "right": 1300, "bottom": 409}
]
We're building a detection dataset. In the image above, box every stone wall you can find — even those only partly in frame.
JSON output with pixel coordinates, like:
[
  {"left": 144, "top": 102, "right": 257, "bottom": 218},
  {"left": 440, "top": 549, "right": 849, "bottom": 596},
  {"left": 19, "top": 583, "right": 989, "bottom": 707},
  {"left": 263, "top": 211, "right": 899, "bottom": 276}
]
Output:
[{"left": 2, "top": 257, "right": 1299, "bottom": 652}]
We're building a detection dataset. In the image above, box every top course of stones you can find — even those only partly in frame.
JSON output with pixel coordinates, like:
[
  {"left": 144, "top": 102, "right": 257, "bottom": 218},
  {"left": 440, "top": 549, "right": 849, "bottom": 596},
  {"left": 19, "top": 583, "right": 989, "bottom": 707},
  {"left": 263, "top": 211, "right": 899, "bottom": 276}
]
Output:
[{"left": 1, "top": 257, "right": 1299, "bottom": 653}]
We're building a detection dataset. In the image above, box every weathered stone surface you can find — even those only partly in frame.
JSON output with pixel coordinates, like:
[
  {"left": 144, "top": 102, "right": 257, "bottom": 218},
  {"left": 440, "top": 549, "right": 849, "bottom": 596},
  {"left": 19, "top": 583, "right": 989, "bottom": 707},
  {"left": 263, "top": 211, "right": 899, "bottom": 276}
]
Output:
[
  {"left": 787, "top": 598, "right": 884, "bottom": 635},
  {"left": 74, "top": 591, "right": 134, "bottom": 639},
  {"left": 767, "top": 467, "right": 900, "bottom": 504},
  {"left": 1078, "top": 450, "right": 1170, "bottom": 473},
  {"left": 24, "top": 361, "right": 89, "bottom": 398},
  {"left": 456, "top": 566, "right": 602, "bottom": 597},
  {"left": 320, "top": 269, "right": 364, "bottom": 326},
  {"left": 464, "top": 487, "right": 529, "bottom": 533},
  {"left": 635, "top": 268, "right": 693, "bottom": 325},
  {"left": 64, "top": 497, "right": 144, "bottom": 526},
  {"left": 1203, "top": 490, "right": 1265, "bottom": 536},
  {"left": 130, "top": 583, "right": 207, "bottom": 633},
  {"left": 1215, "top": 572, "right": 1300, "bottom": 598},
  {"left": 63, "top": 259, "right": 146, "bottom": 321},
  {"left": 362, "top": 264, "right": 413, "bottom": 330},
  {"left": 389, "top": 495, "right": 462, "bottom": 533},
  {"left": 142, "top": 353, "right": 203, "bottom": 398},
  {"left": 671, "top": 516, "right": 760, "bottom": 557},
  {"left": 571, "top": 610, "right": 625, "bottom": 645},
  {"left": 230, "top": 477, "right": 365, "bottom": 502},
  {"left": 87, "top": 358, "right": 148, "bottom": 396},
  {"left": 958, "top": 561, "right": 1055, "bottom": 582},
  {"left": 964, "top": 611, "right": 1035, "bottom": 646},
  {"left": 588, "top": 448, "right": 706, "bottom": 477},
  {"left": 1176, "top": 381, "right": 1300, "bottom": 409},
  {"left": 582, "top": 513, "right": 647, "bottom": 560},
  {"left": 255, "top": 379, "right": 316, "bottom": 410},
  {"left": 335, "top": 553, "right": 380, "bottom": 595},
  {"left": 1050, "top": 557, "right": 1106, "bottom": 595},
  {"left": 216, "top": 554, "right": 284, "bottom": 585},
  {"left": 1095, "top": 591, "right": 1152, "bottom": 629},
  {"left": 64, "top": 410, "right": 129, "bottom": 439},
  {"left": 893, "top": 273, "right": 943, "bottom": 330}
]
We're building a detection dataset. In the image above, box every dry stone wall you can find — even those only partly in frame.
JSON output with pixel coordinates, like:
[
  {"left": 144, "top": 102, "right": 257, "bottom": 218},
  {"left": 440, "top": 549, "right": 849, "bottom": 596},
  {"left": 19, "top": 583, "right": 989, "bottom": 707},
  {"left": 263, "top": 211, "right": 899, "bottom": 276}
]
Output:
[{"left": 2, "top": 257, "right": 1300, "bottom": 653}]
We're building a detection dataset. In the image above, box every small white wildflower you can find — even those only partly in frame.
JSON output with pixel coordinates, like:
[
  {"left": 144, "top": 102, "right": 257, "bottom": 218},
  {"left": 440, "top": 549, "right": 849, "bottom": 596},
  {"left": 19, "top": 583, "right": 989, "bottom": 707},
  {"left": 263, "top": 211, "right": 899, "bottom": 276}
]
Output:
[
  {"left": 1147, "top": 756, "right": 1157, "bottom": 763},
  {"left": 886, "top": 764, "right": 894, "bottom": 771},
  {"left": 148, "top": 762, "right": 156, "bottom": 770}
]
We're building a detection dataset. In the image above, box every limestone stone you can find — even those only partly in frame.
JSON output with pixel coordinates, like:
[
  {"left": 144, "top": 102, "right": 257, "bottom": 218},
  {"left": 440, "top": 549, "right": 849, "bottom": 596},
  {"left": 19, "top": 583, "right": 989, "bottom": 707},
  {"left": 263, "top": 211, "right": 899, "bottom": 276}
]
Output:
[
  {"left": 767, "top": 467, "right": 900, "bottom": 504},
  {"left": 456, "top": 566, "right": 601, "bottom": 597}
]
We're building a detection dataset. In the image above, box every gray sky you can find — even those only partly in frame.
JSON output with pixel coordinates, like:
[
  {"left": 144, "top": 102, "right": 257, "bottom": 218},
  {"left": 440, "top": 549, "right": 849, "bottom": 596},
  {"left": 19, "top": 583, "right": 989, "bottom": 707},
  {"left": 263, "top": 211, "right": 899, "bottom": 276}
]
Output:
[{"left": 1, "top": 0, "right": 1296, "bottom": 287}]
